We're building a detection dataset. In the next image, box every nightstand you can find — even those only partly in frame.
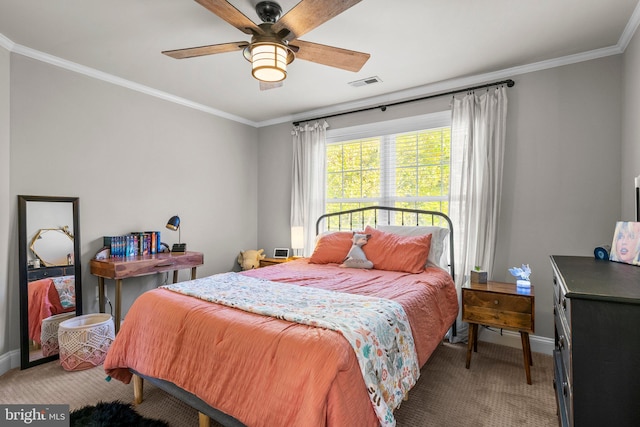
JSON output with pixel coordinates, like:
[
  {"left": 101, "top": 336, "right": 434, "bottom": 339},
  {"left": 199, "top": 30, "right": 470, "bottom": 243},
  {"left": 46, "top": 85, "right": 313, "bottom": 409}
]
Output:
[
  {"left": 462, "top": 281, "right": 535, "bottom": 384},
  {"left": 259, "top": 257, "right": 292, "bottom": 267}
]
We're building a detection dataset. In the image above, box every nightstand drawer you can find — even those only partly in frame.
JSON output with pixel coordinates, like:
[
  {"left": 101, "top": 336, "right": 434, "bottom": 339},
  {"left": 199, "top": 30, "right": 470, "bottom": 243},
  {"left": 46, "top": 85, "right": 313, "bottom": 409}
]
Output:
[
  {"left": 259, "top": 257, "right": 292, "bottom": 267},
  {"left": 462, "top": 289, "right": 533, "bottom": 332}
]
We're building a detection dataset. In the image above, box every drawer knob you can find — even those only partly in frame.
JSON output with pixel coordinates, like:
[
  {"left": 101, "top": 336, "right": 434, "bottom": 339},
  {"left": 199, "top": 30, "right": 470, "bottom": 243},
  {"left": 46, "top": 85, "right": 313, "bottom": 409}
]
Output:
[{"left": 493, "top": 300, "right": 499, "bottom": 305}]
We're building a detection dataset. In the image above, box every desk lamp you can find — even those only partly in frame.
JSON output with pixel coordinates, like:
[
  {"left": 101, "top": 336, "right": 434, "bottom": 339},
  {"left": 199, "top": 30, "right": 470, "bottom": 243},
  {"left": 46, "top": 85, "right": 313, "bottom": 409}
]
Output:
[{"left": 166, "top": 215, "right": 186, "bottom": 253}]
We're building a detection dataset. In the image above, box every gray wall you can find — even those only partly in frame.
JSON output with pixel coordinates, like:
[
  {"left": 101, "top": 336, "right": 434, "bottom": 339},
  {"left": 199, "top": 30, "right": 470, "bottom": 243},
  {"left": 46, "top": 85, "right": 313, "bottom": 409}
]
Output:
[
  {"left": 257, "top": 55, "right": 624, "bottom": 349},
  {"left": 494, "top": 56, "right": 622, "bottom": 344},
  {"left": 623, "top": 23, "right": 640, "bottom": 220},
  {"left": 2, "top": 53, "right": 259, "bottom": 367},
  {"left": 257, "top": 121, "right": 294, "bottom": 254}
]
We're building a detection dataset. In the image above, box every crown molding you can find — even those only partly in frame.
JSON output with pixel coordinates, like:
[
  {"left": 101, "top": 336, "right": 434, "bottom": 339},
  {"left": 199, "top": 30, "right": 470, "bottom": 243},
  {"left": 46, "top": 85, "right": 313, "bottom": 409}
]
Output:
[
  {"left": 0, "top": 33, "right": 15, "bottom": 51},
  {"left": 283, "top": 44, "right": 624, "bottom": 128},
  {"left": 0, "top": 15, "right": 635, "bottom": 130},
  {"left": 619, "top": 0, "right": 640, "bottom": 51},
  {"left": 7, "top": 40, "right": 257, "bottom": 127}
]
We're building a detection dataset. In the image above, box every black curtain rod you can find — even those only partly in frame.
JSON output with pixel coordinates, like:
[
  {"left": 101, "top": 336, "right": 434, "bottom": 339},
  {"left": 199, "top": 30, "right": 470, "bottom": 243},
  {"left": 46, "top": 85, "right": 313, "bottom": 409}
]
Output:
[{"left": 292, "top": 78, "right": 515, "bottom": 126}]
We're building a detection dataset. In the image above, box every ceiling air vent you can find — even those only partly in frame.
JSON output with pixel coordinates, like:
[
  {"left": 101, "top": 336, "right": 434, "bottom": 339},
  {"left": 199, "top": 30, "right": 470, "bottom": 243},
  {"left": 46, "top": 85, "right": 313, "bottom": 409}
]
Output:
[{"left": 348, "top": 76, "right": 382, "bottom": 87}]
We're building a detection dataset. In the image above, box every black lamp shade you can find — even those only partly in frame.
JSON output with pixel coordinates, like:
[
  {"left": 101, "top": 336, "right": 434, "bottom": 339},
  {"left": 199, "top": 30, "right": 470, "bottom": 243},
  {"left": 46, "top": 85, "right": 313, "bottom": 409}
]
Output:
[{"left": 166, "top": 215, "right": 180, "bottom": 231}]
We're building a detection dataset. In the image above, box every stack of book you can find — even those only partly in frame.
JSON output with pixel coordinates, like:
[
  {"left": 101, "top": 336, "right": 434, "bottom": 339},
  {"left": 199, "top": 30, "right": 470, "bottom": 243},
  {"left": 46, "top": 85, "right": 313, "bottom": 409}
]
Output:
[{"left": 104, "top": 231, "right": 161, "bottom": 258}]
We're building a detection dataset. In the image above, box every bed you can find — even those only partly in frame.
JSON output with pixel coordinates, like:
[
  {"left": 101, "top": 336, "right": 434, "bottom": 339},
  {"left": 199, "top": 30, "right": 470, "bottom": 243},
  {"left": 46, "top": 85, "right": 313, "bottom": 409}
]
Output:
[{"left": 104, "top": 207, "right": 459, "bottom": 427}]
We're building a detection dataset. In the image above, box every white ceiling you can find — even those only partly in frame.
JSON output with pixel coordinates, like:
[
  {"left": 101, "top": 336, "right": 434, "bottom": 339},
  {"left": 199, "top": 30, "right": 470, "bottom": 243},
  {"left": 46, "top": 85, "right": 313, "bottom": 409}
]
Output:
[{"left": 0, "top": 0, "right": 639, "bottom": 126}]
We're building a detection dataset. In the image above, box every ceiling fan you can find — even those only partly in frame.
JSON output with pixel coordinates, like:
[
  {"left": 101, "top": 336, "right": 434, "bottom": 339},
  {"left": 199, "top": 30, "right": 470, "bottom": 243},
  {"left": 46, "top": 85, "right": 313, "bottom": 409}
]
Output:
[{"left": 162, "top": 0, "right": 370, "bottom": 89}]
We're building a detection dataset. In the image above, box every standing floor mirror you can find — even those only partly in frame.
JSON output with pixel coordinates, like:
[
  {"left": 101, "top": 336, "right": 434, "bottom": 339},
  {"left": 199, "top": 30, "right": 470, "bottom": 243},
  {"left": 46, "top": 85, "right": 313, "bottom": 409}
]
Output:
[{"left": 18, "top": 195, "right": 82, "bottom": 369}]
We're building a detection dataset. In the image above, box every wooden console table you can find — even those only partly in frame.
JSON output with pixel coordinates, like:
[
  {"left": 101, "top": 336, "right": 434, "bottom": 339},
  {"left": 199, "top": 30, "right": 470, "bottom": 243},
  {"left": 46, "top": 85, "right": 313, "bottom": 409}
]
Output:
[{"left": 90, "top": 251, "right": 204, "bottom": 333}]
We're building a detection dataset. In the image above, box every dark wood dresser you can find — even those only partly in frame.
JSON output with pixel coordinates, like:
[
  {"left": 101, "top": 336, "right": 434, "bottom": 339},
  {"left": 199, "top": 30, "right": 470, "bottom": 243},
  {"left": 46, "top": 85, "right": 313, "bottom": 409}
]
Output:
[{"left": 550, "top": 255, "right": 640, "bottom": 427}]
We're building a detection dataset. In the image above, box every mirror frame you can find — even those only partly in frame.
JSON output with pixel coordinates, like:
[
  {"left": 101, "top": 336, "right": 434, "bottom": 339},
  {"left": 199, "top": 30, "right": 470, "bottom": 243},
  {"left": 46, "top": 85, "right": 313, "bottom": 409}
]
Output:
[{"left": 18, "top": 195, "right": 82, "bottom": 369}]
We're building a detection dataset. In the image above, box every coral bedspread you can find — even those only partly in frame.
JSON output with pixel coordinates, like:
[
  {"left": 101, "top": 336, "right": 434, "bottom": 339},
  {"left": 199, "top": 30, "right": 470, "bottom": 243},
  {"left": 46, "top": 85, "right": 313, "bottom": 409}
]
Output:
[{"left": 104, "top": 259, "right": 458, "bottom": 427}]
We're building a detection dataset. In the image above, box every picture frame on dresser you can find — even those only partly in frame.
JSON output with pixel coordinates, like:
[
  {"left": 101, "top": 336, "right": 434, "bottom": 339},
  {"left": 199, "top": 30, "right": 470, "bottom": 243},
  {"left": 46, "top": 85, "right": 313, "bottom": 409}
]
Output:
[{"left": 609, "top": 221, "right": 640, "bottom": 266}]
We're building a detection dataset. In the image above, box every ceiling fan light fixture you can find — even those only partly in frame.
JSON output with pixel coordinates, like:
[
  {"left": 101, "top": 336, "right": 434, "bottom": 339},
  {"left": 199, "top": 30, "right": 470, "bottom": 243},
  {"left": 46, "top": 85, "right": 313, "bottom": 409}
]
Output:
[
  {"left": 251, "top": 42, "right": 290, "bottom": 82},
  {"left": 163, "top": 0, "right": 370, "bottom": 88}
]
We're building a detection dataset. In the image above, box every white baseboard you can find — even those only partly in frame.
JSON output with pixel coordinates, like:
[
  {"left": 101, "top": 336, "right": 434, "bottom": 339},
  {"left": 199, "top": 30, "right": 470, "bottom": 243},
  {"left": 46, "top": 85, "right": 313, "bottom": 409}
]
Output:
[
  {"left": 0, "top": 349, "right": 21, "bottom": 375},
  {"left": 477, "top": 326, "right": 554, "bottom": 355}
]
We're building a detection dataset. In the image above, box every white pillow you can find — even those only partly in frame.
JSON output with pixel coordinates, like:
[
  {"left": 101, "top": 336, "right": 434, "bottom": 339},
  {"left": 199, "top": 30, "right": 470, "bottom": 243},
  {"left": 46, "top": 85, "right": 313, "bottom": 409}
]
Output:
[{"left": 376, "top": 225, "right": 450, "bottom": 269}]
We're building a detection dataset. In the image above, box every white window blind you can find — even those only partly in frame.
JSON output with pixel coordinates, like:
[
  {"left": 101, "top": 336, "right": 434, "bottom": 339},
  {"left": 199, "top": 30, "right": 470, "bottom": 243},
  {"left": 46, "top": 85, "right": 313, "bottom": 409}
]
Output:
[{"left": 325, "top": 112, "right": 451, "bottom": 226}]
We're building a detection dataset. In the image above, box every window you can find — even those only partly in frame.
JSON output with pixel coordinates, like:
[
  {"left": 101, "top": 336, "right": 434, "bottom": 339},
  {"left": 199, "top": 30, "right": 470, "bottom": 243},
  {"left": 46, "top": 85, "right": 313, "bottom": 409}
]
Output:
[{"left": 325, "top": 113, "right": 451, "bottom": 227}]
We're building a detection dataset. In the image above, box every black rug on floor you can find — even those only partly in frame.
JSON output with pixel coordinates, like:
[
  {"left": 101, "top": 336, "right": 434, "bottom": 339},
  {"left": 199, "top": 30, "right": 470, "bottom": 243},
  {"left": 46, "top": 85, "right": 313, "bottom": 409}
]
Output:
[{"left": 70, "top": 401, "right": 169, "bottom": 427}]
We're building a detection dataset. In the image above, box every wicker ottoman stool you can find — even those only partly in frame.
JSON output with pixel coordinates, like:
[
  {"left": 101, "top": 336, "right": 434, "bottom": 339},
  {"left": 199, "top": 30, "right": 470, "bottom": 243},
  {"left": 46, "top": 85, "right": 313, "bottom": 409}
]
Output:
[
  {"left": 41, "top": 312, "right": 76, "bottom": 357},
  {"left": 58, "top": 313, "right": 115, "bottom": 371}
]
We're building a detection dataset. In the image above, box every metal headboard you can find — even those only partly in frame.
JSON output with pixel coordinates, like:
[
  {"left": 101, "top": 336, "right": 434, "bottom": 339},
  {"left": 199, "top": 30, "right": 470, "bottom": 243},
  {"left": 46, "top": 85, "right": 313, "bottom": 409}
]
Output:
[{"left": 315, "top": 206, "right": 455, "bottom": 281}]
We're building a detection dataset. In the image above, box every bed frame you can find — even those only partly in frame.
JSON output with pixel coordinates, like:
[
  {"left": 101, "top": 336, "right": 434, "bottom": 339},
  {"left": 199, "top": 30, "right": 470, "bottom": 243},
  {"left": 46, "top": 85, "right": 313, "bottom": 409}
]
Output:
[
  {"left": 132, "top": 206, "right": 456, "bottom": 427},
  {"left": 316, "top": 206, "right": 455, "bottom": 281}
]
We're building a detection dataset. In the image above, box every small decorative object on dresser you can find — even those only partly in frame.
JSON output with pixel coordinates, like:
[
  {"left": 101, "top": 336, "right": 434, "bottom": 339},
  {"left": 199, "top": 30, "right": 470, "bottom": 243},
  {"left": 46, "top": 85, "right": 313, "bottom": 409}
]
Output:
[
  {"left": 470, "top": 266, "right": 487, "bottom": 284},
  {"left": 593, "top": 244, "right": 611, "bottom": 260}
]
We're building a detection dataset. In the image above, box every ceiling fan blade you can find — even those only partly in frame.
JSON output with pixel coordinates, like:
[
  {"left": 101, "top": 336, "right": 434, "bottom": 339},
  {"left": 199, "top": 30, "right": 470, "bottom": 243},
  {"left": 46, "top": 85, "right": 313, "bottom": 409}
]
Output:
[
  {"left": 272, "top": 0, "right": 362, "bottom": 41},
  {"left": 195, "top": 0, "right": 262, "bottom": 35},
  {"left": 162, "top": 42, "right": 248, "bottom": 59},
  {"left": 259, "top": 81, "right": 283, "bottom": 91},
  {"left": 290, "top": 39, "right": 369, "bottom": 72}
]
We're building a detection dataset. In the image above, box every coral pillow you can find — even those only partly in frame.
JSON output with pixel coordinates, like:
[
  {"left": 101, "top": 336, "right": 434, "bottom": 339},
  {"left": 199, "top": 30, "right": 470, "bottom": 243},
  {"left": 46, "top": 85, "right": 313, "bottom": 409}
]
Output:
[
  {"left": 363, "top": 226, "right": 432, "bottom": 273},
  {"left": 309, "top": 231, "right": 354, "bottom": 264}
]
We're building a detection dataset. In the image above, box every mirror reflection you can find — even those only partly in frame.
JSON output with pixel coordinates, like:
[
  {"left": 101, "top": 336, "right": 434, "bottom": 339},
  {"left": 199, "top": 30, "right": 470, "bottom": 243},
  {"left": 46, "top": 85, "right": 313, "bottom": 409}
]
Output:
[
  {"left": 30, "top": 227, "right": 75, "bottom": 267},
  {"left": 19, "top": 196, "right": 82, "bottom": 369}
]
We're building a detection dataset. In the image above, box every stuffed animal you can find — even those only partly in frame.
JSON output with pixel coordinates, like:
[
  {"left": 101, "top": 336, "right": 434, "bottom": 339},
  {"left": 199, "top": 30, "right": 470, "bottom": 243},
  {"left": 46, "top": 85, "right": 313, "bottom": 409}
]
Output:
[
  {"left": 237, "top": 249, "right": 266, "bottom": 270},
  {"left": 341, "top": 233, "right": 373, "bottom": 269}
]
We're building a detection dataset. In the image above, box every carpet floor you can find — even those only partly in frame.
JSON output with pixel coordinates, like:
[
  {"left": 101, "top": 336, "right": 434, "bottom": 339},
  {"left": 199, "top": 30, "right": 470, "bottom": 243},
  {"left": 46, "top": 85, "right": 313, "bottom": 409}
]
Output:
[{"left": 0, "top": 341, "right": 557, "bottom": 426}]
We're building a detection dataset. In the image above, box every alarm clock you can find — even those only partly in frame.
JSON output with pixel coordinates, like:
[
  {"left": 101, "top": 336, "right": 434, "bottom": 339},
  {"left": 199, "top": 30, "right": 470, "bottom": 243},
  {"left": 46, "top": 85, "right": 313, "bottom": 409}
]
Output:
[{"left": 273, "top": 248, "right": 290, "bottom": 259}]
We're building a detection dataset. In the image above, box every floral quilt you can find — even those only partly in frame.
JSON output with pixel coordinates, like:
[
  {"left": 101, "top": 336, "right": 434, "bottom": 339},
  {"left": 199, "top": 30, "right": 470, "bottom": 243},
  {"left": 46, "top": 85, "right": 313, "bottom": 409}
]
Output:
[
  {"left": 163, "top": 272, "right": 420, "bottom": 427},
  {"left": 51, "top": 275, "right": 75, "bottom": 308}
]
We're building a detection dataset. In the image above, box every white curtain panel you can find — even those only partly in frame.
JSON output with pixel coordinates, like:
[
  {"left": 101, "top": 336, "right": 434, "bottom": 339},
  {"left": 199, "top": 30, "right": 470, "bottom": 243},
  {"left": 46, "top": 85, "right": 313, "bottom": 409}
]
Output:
[
  {"left": 291, "top": 121, "right": 329, "bottom": 256},
  {"left": 448, "top": 87, "right": 508, "bottom": 342}
]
